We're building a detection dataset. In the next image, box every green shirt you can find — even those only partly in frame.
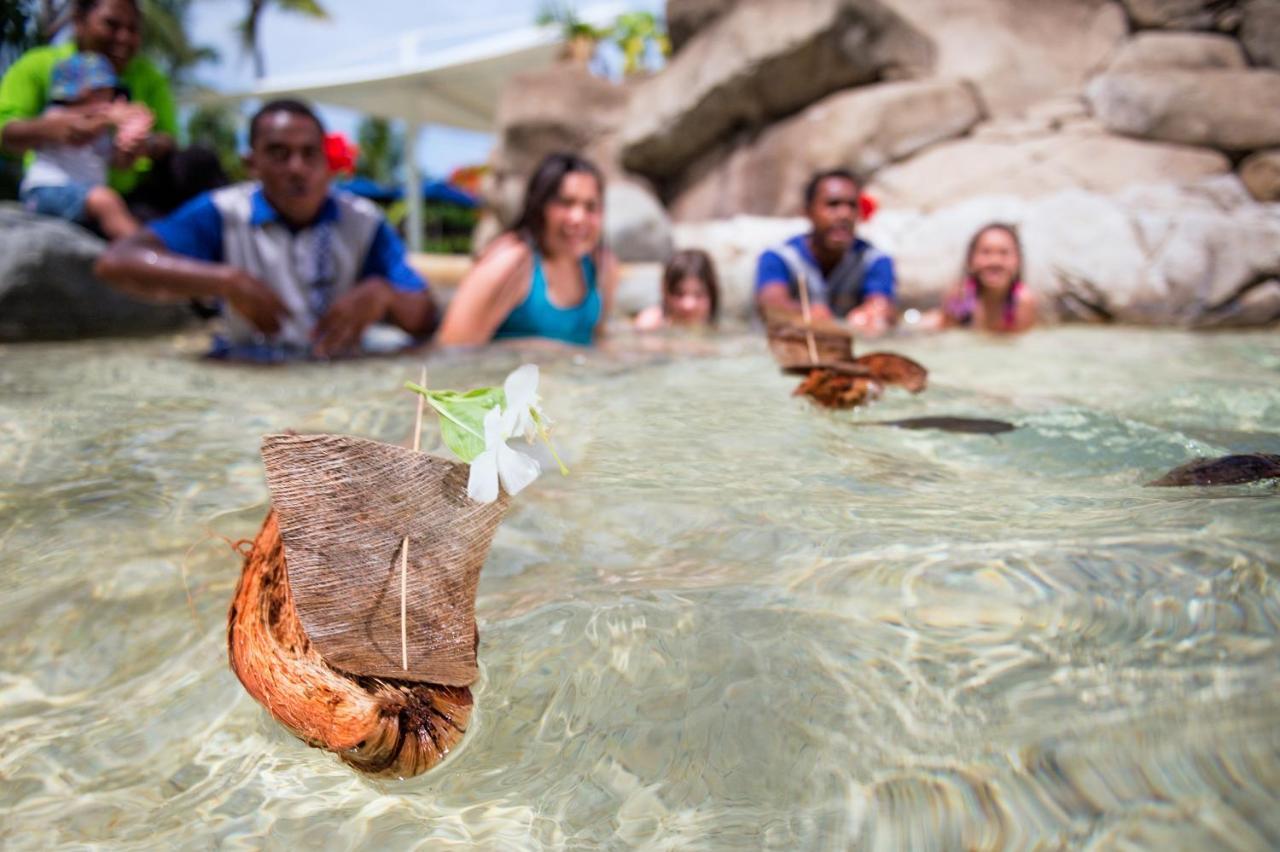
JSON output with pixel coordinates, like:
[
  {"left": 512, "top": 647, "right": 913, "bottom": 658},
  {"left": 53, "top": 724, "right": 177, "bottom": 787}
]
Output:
[{"left": 0, "top": 43, "right": 177, "bottom": 193}]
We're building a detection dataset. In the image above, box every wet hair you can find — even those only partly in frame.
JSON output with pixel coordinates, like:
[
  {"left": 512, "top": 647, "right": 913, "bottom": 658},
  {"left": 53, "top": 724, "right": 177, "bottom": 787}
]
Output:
[
  {"left": 964, "top": 222, "right": 1024, "bottom": 289},
  {"left": 662, "top": 249, "right": 720, "bottom": 323},
  {"left": 248, "top": 99, "right": 326, "bottom": 147},
  {"left": 803, "top": 168, "right": 859, "bottom": 208},
  {"left": 75, "top": 0, "right": 139, "bottom": 17},
  {"left": 512, "top": 152, "right": 605, "bottom": 253}
]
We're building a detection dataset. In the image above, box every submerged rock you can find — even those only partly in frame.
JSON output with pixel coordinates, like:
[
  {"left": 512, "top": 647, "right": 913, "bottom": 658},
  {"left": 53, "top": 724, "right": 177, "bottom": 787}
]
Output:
[
  {"left": 1146, "top": 453, "right": 1280, "bottom": 486},
  {"left": 867, "top": 416, "right": 1017, "bottom": 434}
]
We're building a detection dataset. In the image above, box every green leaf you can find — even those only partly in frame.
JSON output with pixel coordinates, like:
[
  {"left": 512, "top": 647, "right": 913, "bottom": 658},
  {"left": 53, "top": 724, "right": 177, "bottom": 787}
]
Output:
[{"left": 405, "top": 383, "right": 505, "bottom": 463}]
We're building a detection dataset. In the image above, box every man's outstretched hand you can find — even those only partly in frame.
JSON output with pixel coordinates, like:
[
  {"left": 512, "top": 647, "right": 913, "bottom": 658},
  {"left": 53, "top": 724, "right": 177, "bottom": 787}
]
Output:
[
  {"left": 312, "top": 279, "right": 392, "bottom": 357},
  {"left": 223, "top": 268, "right": 289, "bottom": 335}
]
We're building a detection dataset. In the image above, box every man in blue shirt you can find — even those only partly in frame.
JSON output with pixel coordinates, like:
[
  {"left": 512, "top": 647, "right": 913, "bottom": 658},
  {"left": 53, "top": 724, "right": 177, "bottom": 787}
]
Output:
[
  {"left": 755, "top": 168, "right": 896, "bottom": 336},
  {"left": 96, "top": 99, "right": 436, "bottom": 359}
]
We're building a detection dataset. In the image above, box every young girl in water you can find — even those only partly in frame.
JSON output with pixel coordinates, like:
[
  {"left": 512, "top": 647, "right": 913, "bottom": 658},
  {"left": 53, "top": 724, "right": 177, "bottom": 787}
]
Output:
[
  {"left": 921, "top": 223, "right": 1037, "bottom": 333},
  {"left": 634, "top": 249, "right": 720, "bottom": 331},
  {"left": 437, "top": 152, "right": 617, "bottom": 346}
]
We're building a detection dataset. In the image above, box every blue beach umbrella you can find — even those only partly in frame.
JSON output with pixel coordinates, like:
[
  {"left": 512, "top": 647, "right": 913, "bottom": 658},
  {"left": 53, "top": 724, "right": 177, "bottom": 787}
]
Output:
[{"left": 336, "top": 177, "right": 403, "bottom": 203}]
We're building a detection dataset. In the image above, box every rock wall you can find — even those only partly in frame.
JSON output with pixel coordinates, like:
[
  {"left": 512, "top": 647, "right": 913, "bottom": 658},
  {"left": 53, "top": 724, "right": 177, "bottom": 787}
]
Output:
[{"left": 481, "top": 0, "right": 1280, "bottom": 325}]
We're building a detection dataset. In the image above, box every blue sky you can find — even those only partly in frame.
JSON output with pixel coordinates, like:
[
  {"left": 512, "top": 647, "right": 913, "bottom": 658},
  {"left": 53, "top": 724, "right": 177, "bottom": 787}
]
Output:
[{"left": 187, "top": 0, "right": 662, "bottom": 178}]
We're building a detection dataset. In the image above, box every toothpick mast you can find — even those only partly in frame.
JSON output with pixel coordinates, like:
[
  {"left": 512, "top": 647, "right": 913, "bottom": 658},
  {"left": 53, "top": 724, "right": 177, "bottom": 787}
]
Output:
[
  {"left": 796, "top": 266, "right": 819, "bottom": 364},
  {"left": 401, "top": 365, "right": 427, "bottom": 670}
]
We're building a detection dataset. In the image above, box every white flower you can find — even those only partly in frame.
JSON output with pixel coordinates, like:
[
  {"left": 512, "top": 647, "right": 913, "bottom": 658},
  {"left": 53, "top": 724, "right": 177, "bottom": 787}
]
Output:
[
  {"left": 467, "top": 405, "right": 541, "bottom": 503},
  {"left": 501, "top": 363, "right": 546, "bottom": 442}
]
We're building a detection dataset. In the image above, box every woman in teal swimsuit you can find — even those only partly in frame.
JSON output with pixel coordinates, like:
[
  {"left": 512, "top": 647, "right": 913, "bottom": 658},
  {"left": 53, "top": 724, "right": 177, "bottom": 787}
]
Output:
[{"left": 437, "top": 153, "right": 617, "bottom": 346}]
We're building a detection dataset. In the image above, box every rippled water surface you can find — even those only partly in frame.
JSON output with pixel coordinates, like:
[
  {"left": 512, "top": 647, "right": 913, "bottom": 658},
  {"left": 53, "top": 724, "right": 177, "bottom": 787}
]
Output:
[{"left": 2, "top": 327, "right": 1279, "bottom": 850}]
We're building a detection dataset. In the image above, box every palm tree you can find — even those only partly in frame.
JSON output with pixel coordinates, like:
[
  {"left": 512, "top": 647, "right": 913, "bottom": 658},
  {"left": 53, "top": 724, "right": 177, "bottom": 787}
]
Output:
[
  {"left": 237, "top": 0, "right": 328, "bottom": 79},
  {"left": 355, "top": 116, "right": 403, "bottom": 185},
  {"left": 140, "top": 0, "right": 218, "bottom": 89}
]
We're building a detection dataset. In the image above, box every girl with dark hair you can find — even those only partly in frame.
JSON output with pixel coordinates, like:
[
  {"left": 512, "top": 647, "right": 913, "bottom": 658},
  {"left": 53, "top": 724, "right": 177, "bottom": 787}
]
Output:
[
  {"left": 921, "top": 223, "right": 1037, "bottom": 333},
  {"left": 634, "top": 249, "right": 720, "bottom": 330},
  {"left": 437, "top": 152, "right": 618, "bottom": 346}
]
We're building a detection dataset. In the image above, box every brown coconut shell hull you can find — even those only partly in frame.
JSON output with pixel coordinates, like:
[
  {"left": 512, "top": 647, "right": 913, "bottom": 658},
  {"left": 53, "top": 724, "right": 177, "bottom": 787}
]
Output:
[{"left": 227, "top": 511, "right": 473, "bottom": 778}]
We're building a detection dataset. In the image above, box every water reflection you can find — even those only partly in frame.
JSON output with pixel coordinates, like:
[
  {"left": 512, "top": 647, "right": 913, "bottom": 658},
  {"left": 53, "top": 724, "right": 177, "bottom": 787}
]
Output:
[{"left": 1, "top": 327, "right": 1278, "bottom": 848}]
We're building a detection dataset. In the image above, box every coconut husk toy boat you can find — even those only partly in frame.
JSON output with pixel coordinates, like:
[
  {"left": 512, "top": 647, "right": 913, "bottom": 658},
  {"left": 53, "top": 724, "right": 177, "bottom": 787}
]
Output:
[
  {"left": 763, "top": 271, "right": 928, "bottom": 409},
  {"left": 227, "top": 365, "right": 561, "bottom": 778}
]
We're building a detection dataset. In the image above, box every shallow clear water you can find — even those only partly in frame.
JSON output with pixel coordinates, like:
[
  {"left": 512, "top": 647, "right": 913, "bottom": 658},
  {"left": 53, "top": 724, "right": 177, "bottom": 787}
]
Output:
[{"left": 1, "top": 327, "right": 1278, "bottom": 850}]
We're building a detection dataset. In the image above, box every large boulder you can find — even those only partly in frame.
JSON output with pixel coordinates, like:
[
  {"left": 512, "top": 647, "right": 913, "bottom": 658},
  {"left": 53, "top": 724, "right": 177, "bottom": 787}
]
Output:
[
  {"left": 605, "top": 178, "right": 674, "bottom": 262},
  {"left": 868, "top": 123, "right": 1230, "bottom": 210},
  {"left": 0, "top": 205, "right": 194, "bottom": 341},
  {"left": 879, "top": 0, "right": 1127, "bottom": 117},
  {"left": 1105, "top": 31, "right": 1248, "bottom": 71},
  {"left": 665, "top": 0, "right": 735, "bottom": 52},
  {"left": 485, "top": 65, "right": 632, "bottom": 225},
  {"left": 619, "top": 0, "right": 934, "bottom": 183},
  {"left": 1240, "top": 148, "right": 1280, "bottom": 201},
  {"left": 1117, "top": 0, "right": 1246, "bottom": 30},
  {"left": 1241, "top": 0, "right": 1280, "bottom": 69},
  {"left": 670, "top": 79, "right": 983, "bottom": 220},
  {"left": 1086, "top": 69, "right": 1280, "bottom": 153}
]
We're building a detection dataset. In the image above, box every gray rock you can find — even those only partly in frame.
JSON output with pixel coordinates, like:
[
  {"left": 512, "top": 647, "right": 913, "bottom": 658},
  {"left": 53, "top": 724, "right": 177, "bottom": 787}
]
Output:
[
  {"left": 1118, "top": 0, "right": 1246, "bottom": 30},
  {"left": 1240, "top": 148, "right": 1280, "bottom": 201},
  {"left": 619, "top": 0, "right": 934, "bottom": 182},
  {"left": 1241, "top": 0, "right": 1280, "bottom": 69},
  {"left": 665, "top": 0, "right": 735, "bottom": 53},
  {"left": 485, "top": 64, "right": 632, "bottom": 225},
  {"left": 868, "top": 129, "right": 1230, "bottom": 211},
  {"left": 669, "top": 79, "right": 983, "bottom": 220},
  {"left": 0, "top": 204, "right": 193, "bottom": 341},
  {"left": 1086, "top": 69, "right": 1280, "bottom": 153},
  {"left": 880, "top": 0, "right": 1127, "bottom": 117},
  {"left": 1105, "top": 31, "right": 1247, "bottom": 72},
  {"left": 605, "top": 178, "right": 674, "bottom": 262},
  {"left": 1194, "top": 278, "right": 1280, "bottom": 327}
]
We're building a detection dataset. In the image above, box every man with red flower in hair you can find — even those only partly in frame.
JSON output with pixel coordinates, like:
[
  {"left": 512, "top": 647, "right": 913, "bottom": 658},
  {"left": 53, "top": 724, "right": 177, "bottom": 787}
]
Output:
[
  {"left": 96, "top": 99, "right": 436, "bottom": 360},
  {"left": 755, "top": 168, "right": 896, "bottom": 336}
]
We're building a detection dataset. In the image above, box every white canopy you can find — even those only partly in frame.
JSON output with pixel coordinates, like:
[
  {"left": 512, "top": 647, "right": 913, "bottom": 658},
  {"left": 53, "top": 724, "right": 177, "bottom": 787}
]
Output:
[
  {"left": 208, "top": 3, "right": 627, "bottom": 131},
  {"left": 204, "top": 4, "right": 628, "bottom": 250}
]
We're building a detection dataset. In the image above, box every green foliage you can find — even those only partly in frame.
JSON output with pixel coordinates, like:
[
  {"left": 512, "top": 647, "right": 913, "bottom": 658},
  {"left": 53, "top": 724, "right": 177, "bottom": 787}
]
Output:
[
  {"left": 534, "top": 3, "right": 669, "bottom": 75},
  {"left": 355, "top": 117, "right": 403, "bottom": 185},
  {"left": 404, "top": 383, "right": 505, "bottom": 463},
  {"left": 139, "top": 0, "right": 218, "bottom": 89},
  {"left": 237, "top": 0, "right": 329, "bottom": 78},
  {"left": 535, "top": 1, "right": 608, "bottom": 40},
  {"left": 186, "top": 102, "right": 247, "bottom": 181},
  {"left": 0, "top": 0, "right": 38, "bottom": 69},
  {"left": 610, "top": 11, "right": 668, "bottom": 75},
  {"left": 386, "top": 198, "right": 477, "bottom": 255}
]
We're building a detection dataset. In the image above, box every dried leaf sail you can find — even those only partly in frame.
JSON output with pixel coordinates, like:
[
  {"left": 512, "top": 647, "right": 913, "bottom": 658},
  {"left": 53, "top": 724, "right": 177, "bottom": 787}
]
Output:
[{"left": 260, "top": 433, "right": 507, "bottom": 684}]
